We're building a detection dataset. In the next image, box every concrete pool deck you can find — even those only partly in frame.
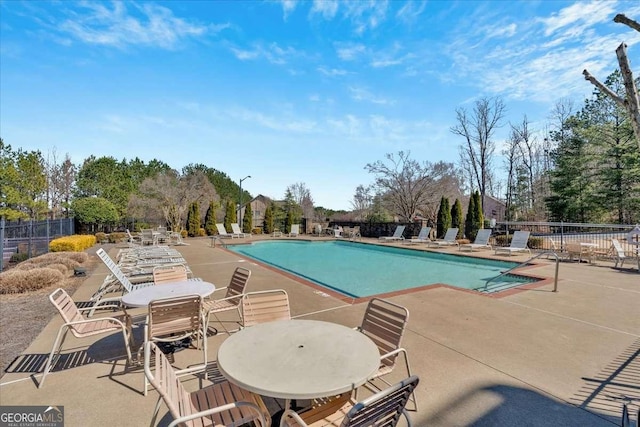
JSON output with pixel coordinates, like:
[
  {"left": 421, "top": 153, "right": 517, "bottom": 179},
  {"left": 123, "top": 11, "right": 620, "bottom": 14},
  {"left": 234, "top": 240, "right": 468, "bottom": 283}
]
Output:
[{"left": 1, "top": 235, "right": 638, "bottom": 426}]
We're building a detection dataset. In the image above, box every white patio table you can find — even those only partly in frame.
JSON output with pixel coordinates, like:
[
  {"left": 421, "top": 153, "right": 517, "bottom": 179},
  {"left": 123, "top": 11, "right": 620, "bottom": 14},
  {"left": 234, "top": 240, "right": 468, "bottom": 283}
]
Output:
[
  {"left": 217, "top": 319, "right": 380, "bottom": 405},
  {"left": 121, "top": 281, "right": 216, "bottom": 308}
]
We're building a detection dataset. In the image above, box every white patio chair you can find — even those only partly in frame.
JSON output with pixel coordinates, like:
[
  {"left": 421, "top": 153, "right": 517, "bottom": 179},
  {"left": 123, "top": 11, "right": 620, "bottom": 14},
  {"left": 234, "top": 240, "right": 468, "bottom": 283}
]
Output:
[{"left": 494, "top": 230, "right": 531, "bottom": 256}]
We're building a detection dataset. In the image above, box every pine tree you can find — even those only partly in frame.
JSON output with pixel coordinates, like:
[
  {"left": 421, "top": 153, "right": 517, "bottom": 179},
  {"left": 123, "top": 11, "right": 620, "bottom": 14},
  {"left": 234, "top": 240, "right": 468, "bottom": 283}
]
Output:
[
  {"left": 469, "top": 191, "right": 483, "bottom": 241},
  {"left": 263, "top": 204, "right": 274, "bottom": 234},
  {"left": 436, "top": 197, "right": 451, "bottom": 238},
  {"left": 204, "top": 201, "right": 217, "bottom": 236},
  {"left": 224, "top": 200, "right": 236, "bottom": 232},
  {"left": 451, "top": 199, "right": 463, "bottom": 239},
  {"left": 242, "top": 202, "right": 253, "bottom": 234},
  {"left": 464, "top": 193, "right": 475, "bottom": 239},
  {"left": 286, "top": 209, "right": 294, "bottom": 234},
  {"left": 186, "top": 201, "right": 200, "bottom": 237}
]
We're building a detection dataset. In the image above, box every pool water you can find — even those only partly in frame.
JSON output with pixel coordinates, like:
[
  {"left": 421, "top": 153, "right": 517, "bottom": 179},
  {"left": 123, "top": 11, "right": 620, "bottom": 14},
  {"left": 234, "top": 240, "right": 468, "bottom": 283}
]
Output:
[{"left": 227, "top": 240, "right": 535, "bottom": 298}]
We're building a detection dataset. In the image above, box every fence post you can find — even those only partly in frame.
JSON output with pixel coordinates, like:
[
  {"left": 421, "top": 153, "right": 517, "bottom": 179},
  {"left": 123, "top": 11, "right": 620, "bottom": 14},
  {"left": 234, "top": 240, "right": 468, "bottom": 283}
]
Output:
[
  {"left": 0, "top": 217, "right": 4, "bottom": 271},
  {"left": 46, "top": 218, "right": 50, "bottom": 253},
  {"left": 560, "top": 221, "right": 564, "bottom": 249},
  {"left": 27, "top": 219, "right": 33, "bottom": 259}
]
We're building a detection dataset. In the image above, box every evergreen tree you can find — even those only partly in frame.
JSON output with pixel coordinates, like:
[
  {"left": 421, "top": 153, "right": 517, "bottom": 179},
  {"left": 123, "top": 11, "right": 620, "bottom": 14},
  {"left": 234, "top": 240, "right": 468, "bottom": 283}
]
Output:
[
  {"left": 263, "top": 203, "right": 274, "bottom": 234},
  {"left": 436, "top": 196, "right": 451, "bottom": 238},
  {"left": 286, "top": 209, "right": 294, "bottom": 234},
  {"left": 470, "top": 191, "right": 484, "bottom": 240},
  {"left": 186, "top": 201, "right": 200, "bottom": 237},
  {"left": 242, "top": 202, "right": 253, "bottom": 233},
  {"left": 451, "top": 199, "right": 464, "bottom": 239},
  {"left": 204, "top": 201, "right": 217, "bottom": 236},
  {"left": 464, "top": 193, "right": 475, "bottom": 239},
  {"left": 224, "top": 200, "right": 236, "bottom": 232}
]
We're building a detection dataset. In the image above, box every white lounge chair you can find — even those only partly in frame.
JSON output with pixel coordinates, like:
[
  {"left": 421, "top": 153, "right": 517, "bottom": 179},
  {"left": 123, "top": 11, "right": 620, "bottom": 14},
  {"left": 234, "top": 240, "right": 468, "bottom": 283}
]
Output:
[
  {"left": 216, "top": 223, "right": 240, "bottom": 238},
  {"left": 379, "top": 225, "right": 406, "bottom": 242},
  {"left": 405, "top": 226, "right": 431, "bottom": 244},
  {"left": 231, "top": 223, "right": 250, "bottom": 238},
  {"left": 289, "top": 224, "right": 300, "bottom": 237},
  {"left": 495, "top": 231, "right": 531, "bottom": 256},
  {"left": 611, "top": 239, "right": 627, "bottom": 268},
  {"left": 459, "top": 229, "right": 492, "bottom": 252},
  {"left": 427, "top": 228, "right": 459, "bottom": 247}
]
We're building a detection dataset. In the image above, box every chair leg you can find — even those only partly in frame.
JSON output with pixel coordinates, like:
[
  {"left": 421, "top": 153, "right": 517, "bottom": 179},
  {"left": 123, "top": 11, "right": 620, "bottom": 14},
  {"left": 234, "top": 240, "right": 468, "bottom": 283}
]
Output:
[
  {"left": 149, "top": 396, "right": 163, "bottom": 427},
  {"left": 39, "top": 325, "right": 69, "bottom": 388}
]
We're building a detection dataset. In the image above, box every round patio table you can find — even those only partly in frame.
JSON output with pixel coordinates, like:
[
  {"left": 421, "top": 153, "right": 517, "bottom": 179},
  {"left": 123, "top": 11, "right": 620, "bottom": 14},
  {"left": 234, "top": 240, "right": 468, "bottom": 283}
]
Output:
[
  {"left": 121, "top": 281, "right": 215, "bottom": 308},
  {"left": 217, "top": 319, "right": 380, "bottom": 401}
]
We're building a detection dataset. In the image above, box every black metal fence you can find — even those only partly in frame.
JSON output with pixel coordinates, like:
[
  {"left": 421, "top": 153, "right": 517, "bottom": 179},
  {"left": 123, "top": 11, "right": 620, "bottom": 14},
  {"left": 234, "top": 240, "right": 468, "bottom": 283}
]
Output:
[{"left": 0, "top": 217, "right": 75, "bottom": 270}]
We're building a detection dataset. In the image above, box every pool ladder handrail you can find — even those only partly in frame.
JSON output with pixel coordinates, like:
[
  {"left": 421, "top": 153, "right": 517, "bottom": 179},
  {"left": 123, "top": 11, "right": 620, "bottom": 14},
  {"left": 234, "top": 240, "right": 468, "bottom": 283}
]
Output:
[
  {"left": 210, "top": 236, "right": 227, "bottom": 248},
  {"left": 483, "top": 251, "right": 560, "bottom": 293}
]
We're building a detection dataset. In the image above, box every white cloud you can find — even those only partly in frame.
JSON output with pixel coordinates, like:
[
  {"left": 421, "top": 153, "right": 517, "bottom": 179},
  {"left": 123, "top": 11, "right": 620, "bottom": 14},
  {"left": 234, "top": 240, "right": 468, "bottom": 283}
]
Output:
[
  {"left": 311, "top": 0, "right": 339, "bottom": 20},
  {"left": 539, "top": 0, "right": 614, "bottom": 37},
  {"left": 279, "top": 0, "right": 298, "bottom": 20},
  {"left": 230, "top": 42, "right": 301, "bottom": 65},
  {"left": 317, "top": 66, "right": 349, "bottom": 76},
  {"left": 56, "top": 2, "right": 224, "bottom": 49},
  {"left": 335, "top": 42, "right": 366, "bottom": 61},
  {"left": 396, "top": 1, "right": 427, "bottom": 25},
  {"left": 348, "top": 86, "right": 394, "bottom": 105}
]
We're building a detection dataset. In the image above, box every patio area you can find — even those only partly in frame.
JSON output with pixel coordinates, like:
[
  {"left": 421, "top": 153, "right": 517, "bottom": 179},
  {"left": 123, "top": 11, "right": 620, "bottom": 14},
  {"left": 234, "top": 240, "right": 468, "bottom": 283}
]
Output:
[{"left": 1, "top": 235, "right": 638, "bottom": 426}]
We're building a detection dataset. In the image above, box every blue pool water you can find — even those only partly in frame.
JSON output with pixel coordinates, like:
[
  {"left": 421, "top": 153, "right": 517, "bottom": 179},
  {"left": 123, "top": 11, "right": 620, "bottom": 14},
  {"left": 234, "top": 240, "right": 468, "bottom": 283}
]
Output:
[{"left": 227, "top": 241, "right": 535, "bottom": 297}]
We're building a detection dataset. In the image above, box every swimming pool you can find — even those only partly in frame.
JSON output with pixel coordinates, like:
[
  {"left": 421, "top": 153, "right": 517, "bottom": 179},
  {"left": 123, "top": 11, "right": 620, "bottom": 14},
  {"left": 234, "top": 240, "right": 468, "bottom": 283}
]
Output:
[{"left": 227, "top": 240, "right": 536, "bottom": 297}]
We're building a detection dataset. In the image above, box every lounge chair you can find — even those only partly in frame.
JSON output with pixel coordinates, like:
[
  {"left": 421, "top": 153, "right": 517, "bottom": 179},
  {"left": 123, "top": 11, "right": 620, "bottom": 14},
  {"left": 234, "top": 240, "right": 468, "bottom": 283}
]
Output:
[
  {"left": 494, "top": 231, "right": 531, "bottom": 256},
  {"left": 241, "top": 289, "right": 291, "bottom": 327},
  {"left": 231, "top": 222, "right": 251, "bottom": 238},
  {"left": 280, "top": 375, "right": 419, "bottom": 427},
  {"left": 203, "top": 267, "right": 251, "bottom": 335},
  {"left": 379, "top": 225, "right": 406, "bottom": 242},
  {"left": 611, "top": 239, "right": 627, "bottom": 268},
  {"left": 405, "top": 226, "right": 432, "bottom": 244},
  {"left": 40, "top": 288, "right": 133, "bottom": 388},
  {"left": 427, "top": 228, "right": 459, "bottom": 248},
  {"left": 459, "top": 229, "right": 492, "bottom": 252},
  {"left": 144, "top": 341, "right": 270, "bottom": 427},
  {"left": 216, "top": 223, "right": 241, "bottom": 238},
  {"left": 289, "top": 224, "right": 300, "bottom": 237},
  {"left": 354, "top": 298, "right": 417, "bottom": 411}
]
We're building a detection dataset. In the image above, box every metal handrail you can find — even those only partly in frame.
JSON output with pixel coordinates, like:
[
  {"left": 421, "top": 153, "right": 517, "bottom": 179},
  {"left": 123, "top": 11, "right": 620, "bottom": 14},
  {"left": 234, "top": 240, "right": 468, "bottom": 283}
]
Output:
[
  {"left": 483, "top": 251, "right": 560, "bottom": 293},
  {"left": 210, "top": 236, "right": 227, "bottom": 248}
]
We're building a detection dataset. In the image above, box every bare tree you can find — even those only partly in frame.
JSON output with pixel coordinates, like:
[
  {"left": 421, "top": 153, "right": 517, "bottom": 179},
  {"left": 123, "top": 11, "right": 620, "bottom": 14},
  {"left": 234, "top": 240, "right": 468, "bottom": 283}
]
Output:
[
  {"left": 286, "top": 182, "right": 315, "bottom": 219},
  {"left": 450, "top": 97, "right": 506, "bottom": 210},
  {"left": 351, "top": 185, "right": 373, "bottom": 220},
  {"left": 49, "top": 153, "right": 77, "bottom": 219},
  {"left": 129, "top": 170, "right": 218, "bottom": 231},
  {"left": 583, "top": 13, "right": 640, "bottom": 148},
  {"left": 365, "top": 151, "right": 461, "bottom": 222}
]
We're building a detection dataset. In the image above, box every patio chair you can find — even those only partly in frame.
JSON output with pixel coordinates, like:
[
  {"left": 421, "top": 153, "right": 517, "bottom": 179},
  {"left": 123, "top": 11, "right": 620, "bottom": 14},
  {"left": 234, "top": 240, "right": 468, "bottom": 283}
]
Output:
[
  {"left": 355, "top": 298, "right": 417, "bottom": 411},
  {"left": 565, "top": 242, "right": 593, "bottom": 263},
  {"left": 142, "top": 294, "right": 206, "bottom": 396},
  {"left": 203, "top": 267, "right": 251, "bottom": 335},
  {"left": 280, "top": 375, "right": 419, "bottom": 427},
  {"left": 426, "top": 228, "right": 459, "bottom": 248},
  {"left": 40, "top": 288, "right": 133, "bottom": 388},
  {"left": 144, "top": 341, "right": 270, "bottom": 427},
  {"left": 405, "top": 226, "right": 432, "bottom": 245},
  {"left": 347, "top": 225, "right": 361, "bottom": 240},
  {"left": 140, "top": 229, "right": 157, "bottom": 246},
  {"left": 494, "top": 231, "right": 531, "bottom": 256},
  {"left": 241, "top": 289, "right": 291, "bottom": 328},
  {"left": 216, "top": 223, "right": 240, "bottom": 238},
  {"left": 289, "top": 224, "right": 300, "bottom": 237},
  {"left": 611, "top": 239, "right": 627, "bottom": 268},
  {"left": 152, "top": 264, "right": 189, "bottom": 285},
  {"left": 459, "top": 229, "right": 492, "bottom": 252},
  {"left": 379, "top": 225, "right": 406, "bottom": 242},
  {"left": 126, "top": 229, "right": 142, "bottom": 247},
  {"left": 231, "top": 222, "right": 251, "bottom": 238}
]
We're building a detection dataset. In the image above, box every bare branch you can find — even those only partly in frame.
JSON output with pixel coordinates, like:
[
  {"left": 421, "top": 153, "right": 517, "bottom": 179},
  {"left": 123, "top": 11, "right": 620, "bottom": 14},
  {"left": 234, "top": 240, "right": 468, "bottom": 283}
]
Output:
[
  {"left": 616, "top": 43, "right": 640, "bottom": 146},
  {"left": 613, "top": 13, "right": 640, "bottom": 32},
  {"left": 582, "top": 69, "right": 626, "bottom": 107}
]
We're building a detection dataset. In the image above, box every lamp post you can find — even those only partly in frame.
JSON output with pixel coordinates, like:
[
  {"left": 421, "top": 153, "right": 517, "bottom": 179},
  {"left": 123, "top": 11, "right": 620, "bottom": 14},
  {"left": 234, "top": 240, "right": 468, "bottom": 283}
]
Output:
[{"left": 238, "top": 175, "right": 251, "bottom": 228}]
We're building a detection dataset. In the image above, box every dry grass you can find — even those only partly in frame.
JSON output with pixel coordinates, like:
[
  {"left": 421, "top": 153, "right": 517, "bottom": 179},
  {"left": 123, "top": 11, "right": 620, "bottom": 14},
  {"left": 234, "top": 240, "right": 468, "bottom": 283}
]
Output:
[{"left": 0, "top": 252, "right": 89, "bottom": 294}]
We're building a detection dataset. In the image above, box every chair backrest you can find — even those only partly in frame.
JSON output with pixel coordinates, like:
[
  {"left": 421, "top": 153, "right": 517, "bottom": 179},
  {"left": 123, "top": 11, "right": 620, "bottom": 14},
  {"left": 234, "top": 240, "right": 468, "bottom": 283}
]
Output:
[
  {"left": 96, "top": 248, "right": 134, "bottom": 292},
  {"left": 49, "top": 288, "right": 85, "bottom": 337},
  {"left": 148, "top": 295, "right": 202, "bottom": 342},
  {"left": 473, "top": 229, "right": 491, "bottom": 245},
  {"left": 392, "top": 225, "right": 406, "bottom": 238},
  {"left": 231, "top": 223, "right": 243, "bottom": 234},
  {"left": 342, "top": 375, "right": 419, "bottom": 427},
  {"left": 291, "top": 224, "right": 300, "bottom": 234},
  {"left": 153, "top": 264, "right": 188, "bottom": 285},
  {"left": 359, "top": 298, "right": 409, "bottom": 371},
  {"left": 416, "top": 227, "right": 430, "bottom": 239},
  {"left": 442, "top": 228, "right": 458, "bottom": 241},
  {"left": 510, "top": 231, "right": 530, "bottom": 248},
  {"left": 224, "top": 267, "right": 252, "bottom": 301},
  {"left": 216, "top": 223, "right": 229, "bottom": 236},
  {"left": 241, "top": 289, "right": 291, "bottom": 327},
  {"left": 144, "top": 341, "right": 196, "bottom": 420},
  {"left": 611, "top": 239, "right": 626, "bottom": 257}
]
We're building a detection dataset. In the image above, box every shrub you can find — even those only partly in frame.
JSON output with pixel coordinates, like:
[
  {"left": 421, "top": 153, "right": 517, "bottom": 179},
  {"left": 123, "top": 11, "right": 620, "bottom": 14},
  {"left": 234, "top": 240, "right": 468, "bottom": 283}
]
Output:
[
  {"left": 457, "top": 239, "right": 471, "bottom": 245},
  {"left": 95, "top": 232, "right": 107, "bottom": 242},
  {"left": 252, "top": 227, "right": 263, "bottom": 234},
  {"left": 49, "top": 235, "right": 96, "bottom": 252},
  {"left": 10, "top": 253, "right": 28, "bottom": 263},
  {"left": 15, "top": 252, "right": 88, "bottom": 275},
  {"left": 0, "top": 268, "right": 64, "bottom": 294},
  {"left": 108, "top": 232, "right": 127, "bottom": 243},
  {"left": 528, "top": 236, "right": 544, "bottom": 249},
  {"left": 198, "top": 227, "right": 207, "bottom": 237},
  {"left": 437, "top": 196, "right": 451, "bottom": 239},
  {"left": 180, "top": 229, "right": 188, "bottom": 238}
]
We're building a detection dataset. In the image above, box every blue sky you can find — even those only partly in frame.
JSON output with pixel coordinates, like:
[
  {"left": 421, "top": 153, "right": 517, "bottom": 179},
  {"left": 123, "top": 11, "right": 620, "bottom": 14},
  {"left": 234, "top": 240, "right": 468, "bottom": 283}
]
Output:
[{"left": 1, "top": 1, "right": 639, "bottom": 210}]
